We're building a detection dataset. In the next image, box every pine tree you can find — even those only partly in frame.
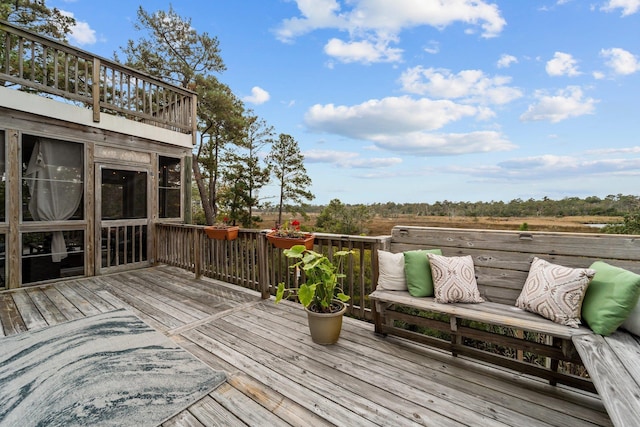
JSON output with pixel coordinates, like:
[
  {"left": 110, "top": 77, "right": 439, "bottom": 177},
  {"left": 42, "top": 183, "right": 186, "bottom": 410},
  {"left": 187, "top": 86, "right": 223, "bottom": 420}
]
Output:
[{"left": 265, "top": 134, "right": 314, "bottom": 225}]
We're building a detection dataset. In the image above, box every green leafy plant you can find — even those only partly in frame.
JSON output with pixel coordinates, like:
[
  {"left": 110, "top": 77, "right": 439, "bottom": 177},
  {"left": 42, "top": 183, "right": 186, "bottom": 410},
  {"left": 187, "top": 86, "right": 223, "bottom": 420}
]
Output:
[{"left": 275, "top": 245, "right": 353, "bottom": 313}]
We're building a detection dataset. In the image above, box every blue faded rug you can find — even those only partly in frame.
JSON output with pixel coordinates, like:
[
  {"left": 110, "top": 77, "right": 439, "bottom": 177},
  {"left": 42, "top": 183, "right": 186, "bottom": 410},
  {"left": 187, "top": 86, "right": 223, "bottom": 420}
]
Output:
[{"left": 0, "top": 309, "right": 226, "bottom": 427}]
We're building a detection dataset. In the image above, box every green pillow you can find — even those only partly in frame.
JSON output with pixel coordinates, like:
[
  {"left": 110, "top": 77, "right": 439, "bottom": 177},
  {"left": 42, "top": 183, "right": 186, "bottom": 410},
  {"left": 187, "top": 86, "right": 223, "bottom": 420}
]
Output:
[
  {"left": 403, "top": 249, "right": 442, "bottom": 297},
  {"left": 581, "top": 261, "right": 640, "bottom": 336}
]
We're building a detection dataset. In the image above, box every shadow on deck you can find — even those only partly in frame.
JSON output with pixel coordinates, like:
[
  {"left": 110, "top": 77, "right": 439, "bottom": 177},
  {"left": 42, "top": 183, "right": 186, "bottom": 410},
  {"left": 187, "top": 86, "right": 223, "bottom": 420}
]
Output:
[{"left": 0, "top": 266, "right": 612, "bottom": 426}]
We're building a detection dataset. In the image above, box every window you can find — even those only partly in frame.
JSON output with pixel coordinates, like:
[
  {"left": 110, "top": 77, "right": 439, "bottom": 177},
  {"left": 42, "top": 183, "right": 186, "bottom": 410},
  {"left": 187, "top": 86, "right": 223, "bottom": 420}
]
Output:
[
  {"left": 21, "top": 135, "right": 84, "bottom": 282},
  {"left": 22, "top": 230, "right": 84, "bottom": 284},
  {"left": 159, "top": 156, "right": 181, "bottom": 218},
  {"left": 21, "top": 135, "right": 84, "bottom": 222},
  {"left": 101, "top": 169, "right": 147, "bottom": 220}
]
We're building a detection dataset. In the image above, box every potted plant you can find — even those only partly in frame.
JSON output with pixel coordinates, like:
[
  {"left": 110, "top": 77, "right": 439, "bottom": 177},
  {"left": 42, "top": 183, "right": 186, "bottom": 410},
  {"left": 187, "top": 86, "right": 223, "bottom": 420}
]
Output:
[
  {"left": 266, "top": 220, "right": 314, "bottom": 250},
  {"left": 204, "top": 217, "right": 240, "bottom": 241},
  {"left": 275, "top": 245, "right": 353, "bottom": 344}
]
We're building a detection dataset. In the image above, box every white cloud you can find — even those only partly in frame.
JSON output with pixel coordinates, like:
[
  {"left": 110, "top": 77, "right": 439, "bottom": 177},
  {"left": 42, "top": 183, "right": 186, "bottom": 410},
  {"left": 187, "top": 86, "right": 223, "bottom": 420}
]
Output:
[
  {"left": 424, "top": 41, "right": 440, "bottom": 54},
  {"left": 304, "top": 96, "right": 516, "bottom": 156},
  {"left": 497, "top": 155, "right": 640, "bottom": 178},
  {"left": 303, "top": 149, "right": 402, "bottom": 168},
  {"left": 275, "top": 0, "right": 506, "bottom": 63},
  {"left": 243, "top": 86, "right": 270, "bottom": 105},
  {"left": 600, "top": 47, "right": 640, "bottom": 75},
  {"left": 399, "top": 66, "right": 522, "bottom": 105},
  {"left": 497, "top": 54, "right": 518, "bottom": 68},
  {"left": 456, "top": 153, "right": 640, "bottom": 181},
  {"left": 305, "top": 96, "right": 479, "bottom": 138},
  {"left": 275, "top": 0, "right": 347, "bottom": 42},
  {"left": 371, "top": 131, "right": 515, "bottom": 156},
  {"left": 520, "top": 86, "right": 597, "bottom": 123},
  {"left": 60, "top": 10, "right": 96, "bottom": 45},
  {"left": 546, "top": 52, "right": 581, "bottom": 77},
  {"left": 324, "top": 37, "right": 402, "bottom": 64},
  {"left": 601, "top": 0, "right": 640, "bottom": 16},
  {"left": 587, "top": 146, "right": 640, "bottom": 155}
]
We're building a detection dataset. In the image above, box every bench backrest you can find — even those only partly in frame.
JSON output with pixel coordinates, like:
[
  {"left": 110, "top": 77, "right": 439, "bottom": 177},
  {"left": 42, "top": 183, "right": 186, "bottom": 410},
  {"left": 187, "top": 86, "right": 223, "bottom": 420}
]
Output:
[{"left": 388, "top": 226, "right": 640, "bottom": 305}]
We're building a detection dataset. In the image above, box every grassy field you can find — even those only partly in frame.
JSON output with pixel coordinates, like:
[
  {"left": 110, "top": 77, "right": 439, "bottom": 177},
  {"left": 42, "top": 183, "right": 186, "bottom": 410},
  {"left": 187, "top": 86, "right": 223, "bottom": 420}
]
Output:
[{"left": 257, "top": 214, "right": 623, "bottom": 236}]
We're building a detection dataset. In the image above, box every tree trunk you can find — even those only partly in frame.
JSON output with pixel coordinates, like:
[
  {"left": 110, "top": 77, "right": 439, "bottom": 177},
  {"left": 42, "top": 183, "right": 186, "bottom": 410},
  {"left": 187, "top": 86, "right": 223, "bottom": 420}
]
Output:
[{"left": 192, "top": 154, "right": 215, "bottom": 225}]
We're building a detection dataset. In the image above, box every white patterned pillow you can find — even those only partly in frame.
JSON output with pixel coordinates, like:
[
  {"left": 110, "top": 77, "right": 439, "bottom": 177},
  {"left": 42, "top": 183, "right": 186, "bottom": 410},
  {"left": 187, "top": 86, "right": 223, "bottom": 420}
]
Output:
[
  {"left": 427, "top": 253, "right": 484, "bottom": 304},
  {"left": 377, "top": 250, "right": 406, "bottom": 290},
  {"left": 515, "top": 257, "right": 595, "bottom": 328}
]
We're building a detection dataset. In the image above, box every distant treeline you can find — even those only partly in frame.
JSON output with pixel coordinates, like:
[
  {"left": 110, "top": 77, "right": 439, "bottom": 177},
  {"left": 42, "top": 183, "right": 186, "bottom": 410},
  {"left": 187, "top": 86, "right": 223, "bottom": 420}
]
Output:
[{"left": 306, "top": 194, "right": 640, "bottom": 218}]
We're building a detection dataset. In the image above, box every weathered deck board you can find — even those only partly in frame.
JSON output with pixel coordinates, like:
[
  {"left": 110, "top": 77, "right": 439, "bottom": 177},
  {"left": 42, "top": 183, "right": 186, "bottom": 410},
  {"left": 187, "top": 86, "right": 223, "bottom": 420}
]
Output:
[
  {"left": 162, "top": 411, "right": 205, "bottom": 427},
  {"left": 228, "top": 302, "right": 607, "bottom": 427},
  {"left": 41, "top": 286, "right": 84, "bottom": 321},
  {"left": 25, "top": 287, "right": 68, "bottom": 326},
  {"left": 210, "top": 381, "right": 291, "bottom": 426},
  {"left": 96, "top": 275, "right": 189, "bottom": 330},
  {"left": 9, "top": 291, "right": 48, "bottom": 331},
  {"left": 67, "top": 280, "right": 118, "bottom": 312},
  {"left": 54, "top": 281, "right": 104, "bottom": 317},
  {"left": 573, "top": 333, "right": 640, "bottom": 427},
  {"left": 0, "top": 293, "right": 27, "bottom": 336},
  {"left": 251, "top": 302, "right": 610, "bottom": 427},
  {"left": 190, "top": 315, "right": 479, "bottom": 426},
  {"left": 0, "top": 266, "right": 613, "bottom": 426}
]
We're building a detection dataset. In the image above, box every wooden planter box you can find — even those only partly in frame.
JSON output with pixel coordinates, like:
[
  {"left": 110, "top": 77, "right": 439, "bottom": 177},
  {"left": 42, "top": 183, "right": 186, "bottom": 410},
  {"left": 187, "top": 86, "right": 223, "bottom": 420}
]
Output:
[
  {"left": 266, "top": 232, "right": 315, "bottom": 250},
  {"left": 204, "top": 226, "right": 240, "bottom": 241}
]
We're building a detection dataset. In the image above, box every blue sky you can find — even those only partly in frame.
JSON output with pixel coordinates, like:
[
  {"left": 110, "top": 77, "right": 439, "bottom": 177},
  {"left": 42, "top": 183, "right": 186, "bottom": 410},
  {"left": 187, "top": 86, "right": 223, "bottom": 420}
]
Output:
[{"left": 51, "top": 0, "right": 640, "bottom": 205}]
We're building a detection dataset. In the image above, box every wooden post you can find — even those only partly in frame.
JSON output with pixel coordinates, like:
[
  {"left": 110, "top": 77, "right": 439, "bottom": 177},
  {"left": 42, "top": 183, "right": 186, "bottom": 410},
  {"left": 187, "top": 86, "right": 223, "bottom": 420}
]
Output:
[
  {"left": 92, "top": 58, "right": 100, "bottom": 122},
  {"left": 257, "top": 231, "right": 271, "bottom": 299},
  {"left": 190, "top": 93, "right": 197, "bottom": 146},
  {"left": 7, "top": 130, "right": 20, "bottom": 289},
  {"left": 194, "top": 227, "right": 201, "bottom": 279},
  {"left": 450, "top": 316, "right": 462, "bottom": 357},
  {"left": 516, "top": 329, "right": 524, "bottom": 361}
]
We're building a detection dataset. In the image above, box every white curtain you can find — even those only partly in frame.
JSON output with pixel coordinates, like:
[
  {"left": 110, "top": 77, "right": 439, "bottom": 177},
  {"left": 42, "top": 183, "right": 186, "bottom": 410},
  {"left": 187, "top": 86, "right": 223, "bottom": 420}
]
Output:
[{"left": 25, "top": 138, "right": 83, "bottom": 262}]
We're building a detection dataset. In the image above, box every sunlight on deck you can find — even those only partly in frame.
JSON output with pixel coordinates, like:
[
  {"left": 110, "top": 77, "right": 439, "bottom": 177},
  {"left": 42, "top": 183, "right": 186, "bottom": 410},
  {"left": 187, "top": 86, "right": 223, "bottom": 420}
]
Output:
[{"left": 0, "top": 266, "right": 612, "bottom": 426}]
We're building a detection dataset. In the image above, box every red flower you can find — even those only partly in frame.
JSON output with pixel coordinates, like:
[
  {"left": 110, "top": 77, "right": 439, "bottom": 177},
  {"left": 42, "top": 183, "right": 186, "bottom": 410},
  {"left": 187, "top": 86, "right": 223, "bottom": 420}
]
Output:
[{"left": 291, "top": 219, "right": 300, "bottom": 230}]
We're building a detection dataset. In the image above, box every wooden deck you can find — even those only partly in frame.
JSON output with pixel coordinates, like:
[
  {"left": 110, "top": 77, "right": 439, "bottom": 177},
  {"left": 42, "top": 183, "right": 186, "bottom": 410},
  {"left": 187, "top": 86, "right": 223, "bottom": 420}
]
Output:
[{"left": 0, "top": 266, "right": 612, "bottom": 426}]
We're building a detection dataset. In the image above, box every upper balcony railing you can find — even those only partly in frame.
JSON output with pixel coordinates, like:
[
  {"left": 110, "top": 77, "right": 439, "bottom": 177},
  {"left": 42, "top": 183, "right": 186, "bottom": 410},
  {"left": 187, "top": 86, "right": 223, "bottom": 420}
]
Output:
[{"left": 0, "top": 20, "right": 196, "bottom": 140}]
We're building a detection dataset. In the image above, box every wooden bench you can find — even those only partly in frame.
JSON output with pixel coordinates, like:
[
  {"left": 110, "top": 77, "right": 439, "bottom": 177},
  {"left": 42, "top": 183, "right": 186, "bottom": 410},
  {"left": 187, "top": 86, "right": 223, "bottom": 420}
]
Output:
[
  {"left": 369, "top": 226, "right": 640, "bottom": 397},
  {"left": 573, "top": 331, "right": 640, "bottom": 427}
]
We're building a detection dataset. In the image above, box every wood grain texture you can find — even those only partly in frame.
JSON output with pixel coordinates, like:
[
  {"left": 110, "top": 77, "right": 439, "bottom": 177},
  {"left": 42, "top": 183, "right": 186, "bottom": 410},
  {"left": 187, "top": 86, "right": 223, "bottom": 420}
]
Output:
[
  {"left": 573, "top": 333, "right": 640, "bottom": 427},
  {"left": 0, "top": 265, "right": 612, "bottom": 426},
  {"left": 369, "top": 225, "right": 640, "bottom": 392}
]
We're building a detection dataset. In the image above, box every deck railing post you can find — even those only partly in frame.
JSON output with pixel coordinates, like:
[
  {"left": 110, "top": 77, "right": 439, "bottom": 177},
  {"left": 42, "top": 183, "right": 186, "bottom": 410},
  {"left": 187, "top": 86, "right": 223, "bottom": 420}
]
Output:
[
  {"left": 257, "top": 230, "right": 271, "bottom": 299},
  {"left": 92, "top": 57, "right": 100, "bottom": 122},
  {"left": 194, "top": 227, "right": 202, "bottom": 279}
]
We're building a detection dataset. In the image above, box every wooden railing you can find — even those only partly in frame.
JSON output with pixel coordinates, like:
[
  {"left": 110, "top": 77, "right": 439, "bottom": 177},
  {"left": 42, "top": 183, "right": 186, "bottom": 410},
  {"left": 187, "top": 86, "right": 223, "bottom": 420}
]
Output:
[
  {"left": 0, "top": 20, "right": 196, "bottom": 137},
  {"left": 154, "top": 223, "right": 385, "bottom": 321},
  {"left": 100, "top": 222, "right": 148, "bottom": 270}
]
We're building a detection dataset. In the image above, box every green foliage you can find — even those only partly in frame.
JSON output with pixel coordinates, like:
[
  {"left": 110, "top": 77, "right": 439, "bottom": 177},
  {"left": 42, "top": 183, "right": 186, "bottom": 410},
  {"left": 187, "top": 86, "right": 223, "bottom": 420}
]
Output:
[
  {"left": 602, "top": 213, "right": 640, "bottom": 235},
  {"left": 1, "top": 0, "right": 75, "bottom": 40},
  {"left": 316, "top": 194, "right": 640, "bottom": 219},
  {"left": 121, "top": 6, "right": 228, "bottom": 225},
  {"left": 316, "top": 198, "right": 373, "bottom": 235},
  {"left": 218, "top": 113, "right": 272, "bottom": 227},
  {"left": 120, "top": 5, "right": 224, "bottom": 88},
  {"left": 275, "top": 245, "right": 353, "bottom": 313},
  {"left": 519, "top": 222, "right": 529, "bottom": 231},
  {"left": 265, "top": 134, "right": 314, "bottom": 225}
]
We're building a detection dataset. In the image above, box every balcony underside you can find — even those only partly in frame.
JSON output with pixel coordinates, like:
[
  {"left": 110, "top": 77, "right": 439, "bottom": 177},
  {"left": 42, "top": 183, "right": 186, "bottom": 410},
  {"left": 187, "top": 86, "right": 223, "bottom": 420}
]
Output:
[{"left": 0, "top": 265, "right": 612, "bottom": 426}]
